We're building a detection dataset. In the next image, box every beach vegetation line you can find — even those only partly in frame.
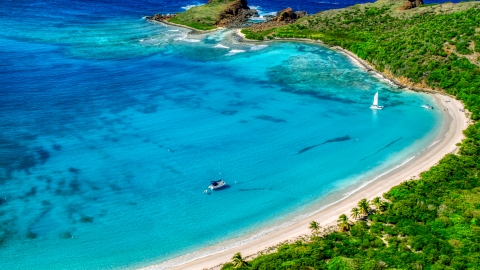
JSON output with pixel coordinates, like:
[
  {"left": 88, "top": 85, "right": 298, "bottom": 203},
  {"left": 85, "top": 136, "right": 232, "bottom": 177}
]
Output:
[{"left": 220, "top": 1, "right": 480, "bottom": 269}]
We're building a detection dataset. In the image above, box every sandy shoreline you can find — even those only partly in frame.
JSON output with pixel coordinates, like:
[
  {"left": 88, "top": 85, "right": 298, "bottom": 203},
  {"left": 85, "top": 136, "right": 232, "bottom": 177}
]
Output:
[{"left": 140, "top": 28, "right": 470, "bottom": 270}]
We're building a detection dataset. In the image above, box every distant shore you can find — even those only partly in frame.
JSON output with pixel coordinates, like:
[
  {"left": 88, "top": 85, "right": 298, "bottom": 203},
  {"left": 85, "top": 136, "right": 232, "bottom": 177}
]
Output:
[
  {"left": 140, "top": 27, "right": 470, "bottom": 270},
  {"left": 233, "top": 29, "right": 459, "bottom": 98}
]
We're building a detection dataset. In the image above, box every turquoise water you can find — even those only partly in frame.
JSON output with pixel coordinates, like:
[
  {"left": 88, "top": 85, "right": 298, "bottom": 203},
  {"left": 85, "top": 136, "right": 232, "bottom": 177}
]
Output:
[{"left": 0, "top": 2, "right": 443, "bottom": 269}]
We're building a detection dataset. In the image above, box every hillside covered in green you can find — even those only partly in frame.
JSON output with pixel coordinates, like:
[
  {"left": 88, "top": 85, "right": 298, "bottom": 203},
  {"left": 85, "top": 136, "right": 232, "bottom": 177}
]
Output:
[
  {"left": 220, "top": 1, "right": 480, "bottom": 269},
  {"left": 243, "top": 1, "right": 480, "bottom": 117},
  {"left": 168, "top": 0, "right": 252, "bottom": 30}
]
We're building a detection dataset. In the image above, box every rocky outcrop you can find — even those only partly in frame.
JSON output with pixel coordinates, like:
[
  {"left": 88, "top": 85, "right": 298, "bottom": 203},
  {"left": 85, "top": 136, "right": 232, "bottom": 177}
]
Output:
[
  {"left": 145, "top": 14, "right": 177, "bottom": 21},
  {"left": 215, "top": 0, "right": 258, "bottom": 28},
  {"left": 399, "top": 0, "right": 424, "bottom": 10},
  {"left": 276, "top": 8, "right": 307, "bottom": 22},
  {"left": 276, "top": 8, "right": 295, "bottom": 22},
  {"left": 247, "top": 8, "right": 308, "bottom": 32},
  {"left": 147, "top": 0, "right": 258, "bottom": 29}
]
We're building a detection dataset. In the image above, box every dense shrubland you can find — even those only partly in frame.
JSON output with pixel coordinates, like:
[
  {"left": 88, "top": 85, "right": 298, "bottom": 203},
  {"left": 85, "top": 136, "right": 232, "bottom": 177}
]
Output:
[
  {"left": 243, "top": 2, "right": 480, "bottom": 118},
  {"left": 222, "top": 2, "right": 480, "bottom": 269}
]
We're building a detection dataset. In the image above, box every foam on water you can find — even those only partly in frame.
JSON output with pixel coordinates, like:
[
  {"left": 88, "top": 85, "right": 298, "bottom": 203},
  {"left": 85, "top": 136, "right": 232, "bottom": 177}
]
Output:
[
  {"left": 226, "top": 49, "right": 246, "bottom": 56},
  {"left": 214, "top": 44, "right": 230, "bottom": 49},
  {"left": 250, "top": 44, "right": 268, "bottom": 51}
]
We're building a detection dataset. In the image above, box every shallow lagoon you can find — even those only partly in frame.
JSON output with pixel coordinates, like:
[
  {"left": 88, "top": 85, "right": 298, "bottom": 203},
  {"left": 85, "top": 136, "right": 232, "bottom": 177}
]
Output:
[{"left": 0, "top": 3, "right": 443, "bottom": 269}]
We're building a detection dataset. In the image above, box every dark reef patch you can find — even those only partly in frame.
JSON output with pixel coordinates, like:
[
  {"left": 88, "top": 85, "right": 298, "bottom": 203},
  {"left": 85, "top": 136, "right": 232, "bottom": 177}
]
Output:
[
  {"left": 69, "top": 167, "right": 80, "bottom": 174},
  {"left": 360, "top": 137, "right": 403, "bottom": 161},
  {"left": 281, "top": 88, "right": 359, "bottom": 105},
  {"left": 255, "top": 115, "right": 286, "bottom": 123},
  {"left": 221, "top": 110, "right": 238, "bottom": 115},
  {"left": 36, "top": 148, "right": 50, "bottom": 165},
  {"left": 20, "top": 134, "right": 38, "bottom": 141},
  {"left": 238, "top": 188, "right": 267, "bottom": 191},
  {"left": 52, "top": 144, "right": 62, "bottom": 151},
  {"left": 0, "top": 139, "right": 54, "bottom": 178},
  {"left": 24, "top": 187, "right": 37, "bottom": 197},
  {"left": 297, "top": 135, "right": 351, "bottom": 155},
  {"left": 159, "top": 92, "right": 204, "bottom": 108},
  {"left": 79, "top": 216, "right": 94, "bottom": 223},
  {"left": 229, "top": 100, "right": 258, "bottom": 107},
  {"left": 138, "top": 104, "right": 158, "bottom": 114},
  {"left": 109, "top": 184, "right": 122, "bottom": 192},
  {"left": 0, "top": 218, "right": 16, "bottom": 245},
  {"left": 26, "top": 230, "right": 37, "bottom": 239},
  {"left": 69, "top": 180, "right": 81, "bottom": 194},
  {"left": 18, "top": 155, "right": 37, "bottom": 174},
  {"left": 60, "top": 231, "right": 73, "bottom": 239},
  {"left": 386, "top": 99, "right": 405, "bottom": 107}
]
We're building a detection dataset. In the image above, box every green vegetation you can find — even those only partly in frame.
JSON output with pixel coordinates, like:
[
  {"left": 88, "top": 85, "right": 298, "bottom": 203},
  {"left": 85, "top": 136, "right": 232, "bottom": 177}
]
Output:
[
  {"left": 221, "top": 2, "right": 480, "bottom": 269},
  {"left": 242, "top": 2, "right": 480, "bottom": 118},
  {"left": 224, "top": 252, "right": 249, "bottom": 269},
  {"left": 168, "top": 0, "right": 236, "bottom": 30},
  {"left": 309, "top": 221, "right": 321, "bottom": 236}
]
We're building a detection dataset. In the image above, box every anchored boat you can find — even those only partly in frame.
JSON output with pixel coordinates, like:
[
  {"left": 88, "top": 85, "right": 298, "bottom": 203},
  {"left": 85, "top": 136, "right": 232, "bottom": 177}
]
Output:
[
  {"left": 208, "top": 180, "right": 226, "bottom": 190},
  {"left": 370, "top": 91, "right": 384, "bottom": 110},
  {"left": 422, "top": 104, "right": 433, "bottom": 109}
]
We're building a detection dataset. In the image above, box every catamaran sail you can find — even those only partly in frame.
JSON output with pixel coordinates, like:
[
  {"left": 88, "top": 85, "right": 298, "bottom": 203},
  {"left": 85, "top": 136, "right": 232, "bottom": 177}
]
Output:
[
  {"left": 370, "top": 91, "right": 384, "bottom": 110},
  {"left": 373, "top": 92, "right": 378, "bottom": 106}
]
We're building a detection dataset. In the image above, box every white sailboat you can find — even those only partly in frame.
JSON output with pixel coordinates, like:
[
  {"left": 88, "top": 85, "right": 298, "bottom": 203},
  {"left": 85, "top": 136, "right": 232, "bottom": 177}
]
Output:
[{"left": 370, "top": 91, "right": 384, "bottom": 110}]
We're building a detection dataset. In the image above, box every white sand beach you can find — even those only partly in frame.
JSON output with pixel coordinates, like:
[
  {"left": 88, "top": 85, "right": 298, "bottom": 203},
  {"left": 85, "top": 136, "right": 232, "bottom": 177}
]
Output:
[
  {"left": 141, "top": 95, "right": 468, "bottom": 270},
  {"left": 140, "top": 31, "right": 470, "bottom": 270}
]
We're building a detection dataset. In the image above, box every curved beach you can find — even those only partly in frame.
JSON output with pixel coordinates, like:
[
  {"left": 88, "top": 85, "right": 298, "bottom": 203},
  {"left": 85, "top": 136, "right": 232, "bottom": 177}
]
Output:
[
  {"left": 138, "top": 38, "right": 470, "bottom": 268},
  {"left": 133, "top": 27, "right": 472, "bottom": 270}
]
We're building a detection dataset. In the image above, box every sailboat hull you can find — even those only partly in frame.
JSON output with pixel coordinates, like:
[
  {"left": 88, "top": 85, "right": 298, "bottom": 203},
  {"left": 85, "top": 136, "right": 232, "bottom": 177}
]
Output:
[{"left": 370, "top": 105, "right": 384, "bottom": 110}]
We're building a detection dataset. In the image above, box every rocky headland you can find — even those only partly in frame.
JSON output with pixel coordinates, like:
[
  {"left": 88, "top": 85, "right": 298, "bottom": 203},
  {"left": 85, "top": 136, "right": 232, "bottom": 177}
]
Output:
[
  {"left": 146, "top": 0, "right": 258, "bottom": 30},
  {"left": 249, "top": 7, "right": 308, "bottom": 32}
]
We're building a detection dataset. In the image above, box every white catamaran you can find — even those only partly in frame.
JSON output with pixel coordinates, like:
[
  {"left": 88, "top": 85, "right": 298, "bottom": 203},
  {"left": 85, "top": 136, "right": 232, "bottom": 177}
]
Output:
[{"left": 370, "top": 91, "right": 384, "bottom": 110}]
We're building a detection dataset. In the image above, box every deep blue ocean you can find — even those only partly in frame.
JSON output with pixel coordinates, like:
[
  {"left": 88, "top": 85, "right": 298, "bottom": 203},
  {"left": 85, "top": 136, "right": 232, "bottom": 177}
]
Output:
[{"left": 0, "top": 0, "right": 448, "bottom": 269}]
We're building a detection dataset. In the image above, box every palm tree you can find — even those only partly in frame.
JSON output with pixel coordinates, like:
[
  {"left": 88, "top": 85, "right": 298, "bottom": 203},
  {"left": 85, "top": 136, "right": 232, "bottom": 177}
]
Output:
[
  {"left": 309, "top": 221, "right": 321, "bottom": 236},
  {"left": 358, "top": 198, "right": 371, "bottom": 218},
  {"left": 337, "top": 214, "right": 352, "bottom": 232},
  {"left": 372, "top": 197, "right": 382, "bottom": 208},
  {"left": 350, "top": 207, "right": 361, "bottom": 220},
  {"left": 372, "top": 197, "right": 384, "bottom": 212},
  {"left": 231, "top": 252, "right": 248, "bottom": 269}
]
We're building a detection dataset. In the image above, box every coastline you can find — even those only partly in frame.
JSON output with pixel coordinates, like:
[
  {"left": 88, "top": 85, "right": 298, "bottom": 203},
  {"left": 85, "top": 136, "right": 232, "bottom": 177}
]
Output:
[
  {"left": 232, "top": 29, "right": 460, "bottom": 98},
  {"left": 139, "top": 29, "right": 470, "bottom": 270},
  {"left": 144, "top": 94, "right": 468, "bottom": 270}
]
